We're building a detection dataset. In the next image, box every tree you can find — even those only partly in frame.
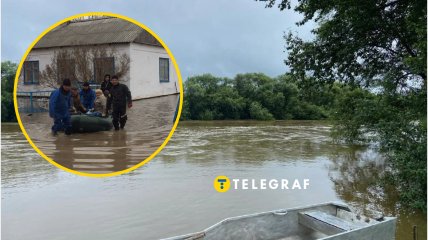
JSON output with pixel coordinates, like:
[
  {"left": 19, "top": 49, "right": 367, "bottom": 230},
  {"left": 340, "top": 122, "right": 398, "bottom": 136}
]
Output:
[
  {"left": 249, "top": 101, "right": 274, "bottom": 120},
  {"left": 264, "top": 0, "right": 426, "bottom": 89},
  {"left": 262, "top": 0, "right": 427, "bottom": 210},
  {"left": 39, "top": 49, "right": 76, "bottom": 89},
  {"left": 39, "top": 45, "right": 130, "bottom": 89},
  {"left": 1, "top": 61, "right": 18, "bottom": 122},
  {"left": 182, "top": 73, "right": 331, "bottom": 121}
]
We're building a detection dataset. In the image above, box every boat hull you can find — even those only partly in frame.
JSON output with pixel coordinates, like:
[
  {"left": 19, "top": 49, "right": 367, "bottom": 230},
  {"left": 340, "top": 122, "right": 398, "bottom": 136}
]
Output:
[
  {"left": 163, "top": 202, "right": 396, "bottom": 240},
  {"left": 70, "top": 115, "right": 113, "bottom": 133}
]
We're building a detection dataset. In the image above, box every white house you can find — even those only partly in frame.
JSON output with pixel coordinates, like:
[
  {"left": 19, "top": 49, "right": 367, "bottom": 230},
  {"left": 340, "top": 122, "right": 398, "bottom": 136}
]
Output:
[{"left": 18, "top": 17, "right": 180, "bottom": 100}]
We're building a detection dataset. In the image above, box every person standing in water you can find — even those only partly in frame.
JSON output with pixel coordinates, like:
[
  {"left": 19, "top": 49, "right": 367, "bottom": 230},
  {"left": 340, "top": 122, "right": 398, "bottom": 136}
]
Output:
[
  {"left": 49, "top": 79, "right": 72, "bottom": 135},
  {"left": 107, "top": 75, "right": 132, "bottom": 130}
]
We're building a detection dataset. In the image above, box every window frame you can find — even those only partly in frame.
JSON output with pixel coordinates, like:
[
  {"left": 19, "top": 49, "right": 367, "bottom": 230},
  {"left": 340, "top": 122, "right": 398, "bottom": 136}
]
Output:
[
  {"left": 57, "top": 58, "right": 76, "bottom": 83},
  {"left": 93, "top": 57, "right": 115, "bottom": 83},
  {"left": 23, "top": 61, "right": 40, "bottom": 85},
  {"left": 159, "top": 57, "right": 170, "bottom": 83}
]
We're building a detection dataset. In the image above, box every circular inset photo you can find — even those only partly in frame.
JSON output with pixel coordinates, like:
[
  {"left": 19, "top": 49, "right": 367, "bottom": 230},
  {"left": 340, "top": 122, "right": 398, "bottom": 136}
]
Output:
[{"left": 14, "top": 13, "right": 183, "bottom": 177}]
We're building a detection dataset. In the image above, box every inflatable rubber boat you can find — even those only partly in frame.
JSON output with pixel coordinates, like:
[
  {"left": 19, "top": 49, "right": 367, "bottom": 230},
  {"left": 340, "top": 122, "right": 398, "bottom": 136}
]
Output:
[{"left": 70, "top": 114, "right": 113, "bottom": 133}]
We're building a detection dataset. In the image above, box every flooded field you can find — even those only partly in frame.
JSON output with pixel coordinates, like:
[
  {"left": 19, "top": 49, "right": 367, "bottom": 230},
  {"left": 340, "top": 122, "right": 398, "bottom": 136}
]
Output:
[
  {"left": 18, "top": 94, "right": 179, "bottom": 173},
  {"left": 2, "top": 121, "right": 426, "bottom": 240}
]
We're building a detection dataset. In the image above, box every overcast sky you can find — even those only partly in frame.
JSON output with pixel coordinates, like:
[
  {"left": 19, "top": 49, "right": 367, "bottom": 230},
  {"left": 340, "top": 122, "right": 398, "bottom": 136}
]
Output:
[{"left": 2, "top": 0, "right": 314, "bottom": 79}]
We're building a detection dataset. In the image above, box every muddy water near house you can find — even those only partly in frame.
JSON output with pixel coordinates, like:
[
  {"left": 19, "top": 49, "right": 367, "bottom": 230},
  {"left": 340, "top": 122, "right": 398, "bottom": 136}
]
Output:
[
  {"left": 2, "top": 121, "right": 426, "bottom": 240},
  {"left": 18, "top": 94, "right": 179, "bottom": 173}
]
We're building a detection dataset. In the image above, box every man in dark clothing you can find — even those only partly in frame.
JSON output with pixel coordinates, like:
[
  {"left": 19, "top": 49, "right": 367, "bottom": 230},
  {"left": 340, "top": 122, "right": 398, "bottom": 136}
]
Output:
[
  {"left": 49, "top": 79, "right": 72, "bottom": 135},
  {"left": 107, "top": 75, "right": 132, "bottom": 130},
  {"left": 101, "top": 74, "right": 112, "bottom": 97},
  {"left": 80, "top": 82, "right": 96, "bottom": 110}
]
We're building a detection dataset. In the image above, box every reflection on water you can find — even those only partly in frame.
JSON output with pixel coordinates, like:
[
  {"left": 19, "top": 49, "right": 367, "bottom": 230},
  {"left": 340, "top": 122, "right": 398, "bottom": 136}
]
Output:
[
  {"left": 328, "top": 147, "right": 425, "bottom": 240},
  {"left": 2, "top": 121, "right": 426, "bottom": 240},
  {"left": 18, "top": 94, "right": 178, "bottom": 173}
]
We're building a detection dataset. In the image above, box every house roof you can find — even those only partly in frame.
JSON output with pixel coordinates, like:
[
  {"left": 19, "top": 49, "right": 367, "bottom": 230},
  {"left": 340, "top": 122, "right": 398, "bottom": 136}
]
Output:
[{"left": 34, "top": 17, "right": 162, "bottom": 49}]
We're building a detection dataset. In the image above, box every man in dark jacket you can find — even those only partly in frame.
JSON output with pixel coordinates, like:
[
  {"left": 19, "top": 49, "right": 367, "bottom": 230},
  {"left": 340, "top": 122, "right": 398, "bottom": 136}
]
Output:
[
  {"left": 49, "top": 79, "right": 72, "bottom": 135},
  {"left": 80, "top": 82, "right": 96, "bottom": 110},
  {"left": 101, "top": 74, "right": 112, "bottom": 97},
  {"left": 107, "top": 75, "right": 132, "bottom": 130}
]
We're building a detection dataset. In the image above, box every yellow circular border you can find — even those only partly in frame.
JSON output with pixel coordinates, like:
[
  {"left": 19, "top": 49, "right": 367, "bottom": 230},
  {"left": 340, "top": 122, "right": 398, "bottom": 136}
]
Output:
[{"left": 13, "top": 12, "right": 184, "bottom": 178}]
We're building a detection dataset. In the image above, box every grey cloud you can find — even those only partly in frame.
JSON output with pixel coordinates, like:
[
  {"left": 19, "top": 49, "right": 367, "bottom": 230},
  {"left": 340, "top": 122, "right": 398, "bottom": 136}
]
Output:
[{"left": 2, "top": 0, "right": 314, "bottom": 79}]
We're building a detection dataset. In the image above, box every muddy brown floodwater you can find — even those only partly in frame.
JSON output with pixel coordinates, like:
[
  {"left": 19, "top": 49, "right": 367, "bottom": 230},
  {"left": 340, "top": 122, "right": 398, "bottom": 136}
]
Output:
[
  {"left": 18, "top": 94, "right": 179, "bottom": 173},
  {"left": 2, "top": 121, "right": 426, "bottom": 240}
]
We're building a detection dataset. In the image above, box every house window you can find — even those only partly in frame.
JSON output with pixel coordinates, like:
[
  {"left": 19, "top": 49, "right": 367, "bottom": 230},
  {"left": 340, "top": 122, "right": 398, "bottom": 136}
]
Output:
[
  {"left": 159, "top": 58, "right": 169, "bottom": 82},
  {"left": 94, "top": 57, "right": 115, "bottom": 83},
  {"left": 57, "top": 59, "right": 76, "bottom": 83},
  {"left": 23, "top": 61, "right": 39, "bottom": 84}
]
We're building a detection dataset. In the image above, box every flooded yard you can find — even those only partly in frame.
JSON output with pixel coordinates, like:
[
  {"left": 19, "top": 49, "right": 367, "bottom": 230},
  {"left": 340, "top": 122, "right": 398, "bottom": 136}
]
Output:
[{"left": 17, "top": 94, "right": 179, "bottom": 173}]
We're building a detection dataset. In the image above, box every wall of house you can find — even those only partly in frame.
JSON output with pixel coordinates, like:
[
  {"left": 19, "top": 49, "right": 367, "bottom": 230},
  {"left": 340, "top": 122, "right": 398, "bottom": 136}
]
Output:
[
  {"left": 129, "top": 43, "right": 180, "bottom": 100},
  {"left": 17, "top": 44, "right": 131, "bottom": 92},
  {"left": 18, "top": 48, "right": 54, "bottom": 92},
  {"left": 16, "top": 43, "right": 180, "bottom": 101}
]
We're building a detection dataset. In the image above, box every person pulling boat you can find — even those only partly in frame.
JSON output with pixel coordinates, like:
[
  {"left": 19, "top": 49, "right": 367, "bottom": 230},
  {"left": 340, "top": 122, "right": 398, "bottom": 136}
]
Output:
[{"left": 107, "top": 75, "right": 133, "bottom": 130}]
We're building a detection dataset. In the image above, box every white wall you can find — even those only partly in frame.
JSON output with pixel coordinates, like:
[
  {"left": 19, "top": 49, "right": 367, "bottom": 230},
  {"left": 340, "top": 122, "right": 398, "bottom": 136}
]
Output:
[
  {"left": 129, "top": 43, "right": 179, "bottom": 99},
  {"left": 17, "top": 43, "right": 179, "bottom": 100}
]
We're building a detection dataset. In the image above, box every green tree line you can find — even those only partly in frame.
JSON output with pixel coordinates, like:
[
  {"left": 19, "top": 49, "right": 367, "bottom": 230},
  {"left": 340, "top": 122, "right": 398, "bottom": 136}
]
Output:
[
  {"left": 182, "top": 73, "right": 352, "bottom": 121},
  {"left": 2, "top": 61, "right": 17, "bottom": 122}
]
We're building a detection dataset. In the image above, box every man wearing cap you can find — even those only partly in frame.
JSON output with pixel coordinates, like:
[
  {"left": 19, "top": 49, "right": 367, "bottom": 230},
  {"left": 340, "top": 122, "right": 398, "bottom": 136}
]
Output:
[
  {"left": 80, "top": 82, "right": 96, "bottom": 111},
  {"left": 49, "top": 79, "right": 72, "bottom": 135},
  {"left": 107, "top": 75, "right": 132, "bottom": 130}
]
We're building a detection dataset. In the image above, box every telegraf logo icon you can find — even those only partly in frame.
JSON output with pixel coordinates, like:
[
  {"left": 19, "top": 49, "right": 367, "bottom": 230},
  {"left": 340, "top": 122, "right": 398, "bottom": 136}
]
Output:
[
  {"left": 214, "top": 176, "right": 309, "bottom": 192},
  {"left": 214, "top": 176, "right": 231, "bottom": 192}
]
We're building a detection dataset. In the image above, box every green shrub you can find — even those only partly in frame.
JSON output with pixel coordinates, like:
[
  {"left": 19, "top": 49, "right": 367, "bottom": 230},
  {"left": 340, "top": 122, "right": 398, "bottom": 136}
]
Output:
[{"left": 249, "top": 102, "right": 274, "bottom": 120}]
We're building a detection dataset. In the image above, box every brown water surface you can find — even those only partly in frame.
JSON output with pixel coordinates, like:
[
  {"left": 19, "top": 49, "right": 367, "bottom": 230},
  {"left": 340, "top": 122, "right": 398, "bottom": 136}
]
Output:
[
  {"left": 2, "top": 121, "right": 426, "bottom": 240},
  {"left": 18, "top": 94, "right": 179, "bottom": 173}
]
